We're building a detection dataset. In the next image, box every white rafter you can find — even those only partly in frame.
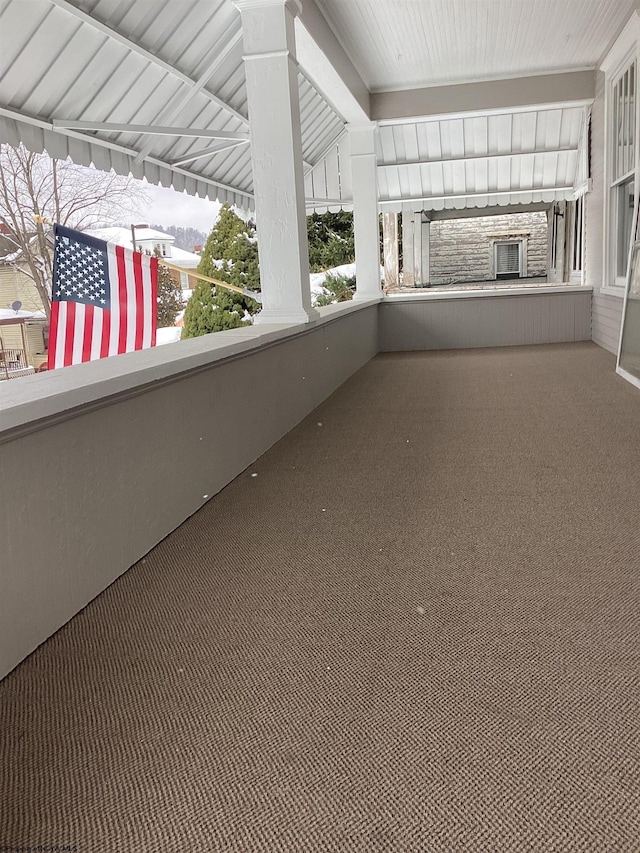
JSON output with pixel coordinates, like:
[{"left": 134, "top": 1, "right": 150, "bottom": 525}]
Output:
[
  {"left": 378, "top": 146, "right": 578, "bottom": 169},
  {"left": 51, "top": 120, "right": 249, "bottom": 140},
  {"left": 171, "top": 140, "right": 249, "bottom": 167}
]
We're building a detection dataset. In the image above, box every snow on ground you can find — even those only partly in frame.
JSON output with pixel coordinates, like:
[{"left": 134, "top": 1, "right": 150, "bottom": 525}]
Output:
[
  {"left": 156, "top": 326, "right": 182, "bottom": 345},
  {"left": 309, "top": 263, "right": 357, "bottom": 296}
]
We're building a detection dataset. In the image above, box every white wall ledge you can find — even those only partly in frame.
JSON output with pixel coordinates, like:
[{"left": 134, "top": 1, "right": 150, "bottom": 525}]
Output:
[
  {"left": 383, "top": 285, "right": 592, "bottom": 303},
  {"left": 0, "top": 298, "right": 381, "bottom": 439},
  {"left": 599, "top": 286, "right": 624, "bottom": 298}
]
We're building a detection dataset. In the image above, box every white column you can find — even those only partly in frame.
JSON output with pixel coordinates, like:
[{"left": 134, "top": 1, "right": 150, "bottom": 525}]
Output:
[
  {"left": 402, "top": 208, "right": 415, "bottom": 287},
  {"left": 421, "top": 217, "right": 430, "bottom": 286},
  {"left": 382, "top": 212, "right": 399, "bottom": 290},
  {"left": 349, "top": 124, "right": 383, "bottom": 300},
  {"left": 413, "top": 213, "right": 423, "bottom": 285},
  {"left": 234, "top": 0, "right": 318, "bottom": 324}
]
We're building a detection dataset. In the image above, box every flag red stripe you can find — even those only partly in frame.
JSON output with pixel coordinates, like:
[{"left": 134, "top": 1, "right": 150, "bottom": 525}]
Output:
[
  {"left": 133, "top": 250, "right": 145, "bottom": 351},
  {"left": 64, "top": 301, "right": 76, "bottom": 367},
  {"left": 116, "top": 245, "right": 128, "bottom": 354},
  {"left": 48, "top": 302, "right": 60, "bottom": 370},
  {"left": 82, "top": 305, "right": 94, "bottom": 362},
  {"left": 101, "top": 308, "right": 111, "bottom": 359}
]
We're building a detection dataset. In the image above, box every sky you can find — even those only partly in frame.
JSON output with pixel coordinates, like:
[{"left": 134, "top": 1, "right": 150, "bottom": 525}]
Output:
[{"left": 137, "top": 181, "right": 222, "bottom": 234}]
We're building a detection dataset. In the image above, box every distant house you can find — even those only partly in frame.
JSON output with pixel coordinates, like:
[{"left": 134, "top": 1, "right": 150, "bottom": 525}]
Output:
[
  {"left": 88, "top": 226, "right": 201, "bottom": 292},
  {"left": 0, "top": 230, "right": 48, "bottom": 370}
]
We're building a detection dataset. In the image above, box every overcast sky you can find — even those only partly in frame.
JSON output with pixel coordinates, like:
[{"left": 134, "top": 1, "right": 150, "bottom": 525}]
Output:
[{"left": 137, "top": 181, "right": 222, "bottom": 234}]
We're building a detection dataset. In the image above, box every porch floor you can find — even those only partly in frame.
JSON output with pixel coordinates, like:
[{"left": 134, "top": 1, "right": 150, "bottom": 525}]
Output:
[{"left": 2, "top": 342, "right": 640, "bottom": 851}]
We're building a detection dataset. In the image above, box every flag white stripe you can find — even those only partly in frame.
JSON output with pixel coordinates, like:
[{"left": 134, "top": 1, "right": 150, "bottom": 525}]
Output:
[
  {"left": 141, "top": 260, "right": 153, "bottom": 349},
  {"left": 91, "top": 308, "right": 103, "bottom": 361},
  {"left": 73, "top": 303, "right": 86, "bottom": 365},
  {"left": 54, "top": 301, "right": 67, "bottom": 369}
]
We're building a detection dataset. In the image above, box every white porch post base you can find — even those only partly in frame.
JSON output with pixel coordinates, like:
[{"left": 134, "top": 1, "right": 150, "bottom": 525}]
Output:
[
  {"left": 235, "top": 0, "right": 319, "bottom": 325},
  {"left": 349, "top": 124, "right": 383, "bottom": 301},
  {"left": 253, "top": 307, "right": 318, "bottom": 325}
]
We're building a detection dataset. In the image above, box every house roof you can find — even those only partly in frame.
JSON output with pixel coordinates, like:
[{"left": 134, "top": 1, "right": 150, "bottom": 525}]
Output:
[
  {"left": 0, "top": 0, "right": 635, "bottom": 213},
  {"left": 87, "top": 226, "right": 201, "bottom": 266}
]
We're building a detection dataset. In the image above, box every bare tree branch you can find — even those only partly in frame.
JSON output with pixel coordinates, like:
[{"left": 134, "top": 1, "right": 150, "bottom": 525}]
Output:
[{"left": 0, "top": 143, "right": 147, "bottom": 317}]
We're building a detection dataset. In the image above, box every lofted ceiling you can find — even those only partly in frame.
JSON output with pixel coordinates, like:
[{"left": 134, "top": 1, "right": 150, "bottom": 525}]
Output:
[
  {"left": 0, "top": 0, "right": 344, "bottom": 210},
  {"left": 0, "top": 0, "right": 635, "bottom": 215},
  {"left": 315, "top": 0, "right": 636, "bottom": 92}
]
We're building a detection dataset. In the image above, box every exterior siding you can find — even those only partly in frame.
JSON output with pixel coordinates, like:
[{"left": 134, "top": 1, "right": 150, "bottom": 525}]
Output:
[
  {"left": 587, "top": 69, "right": 625, "bottom": 353},
  {"left": 428, "top": 211, "right": 548, "bottom": 286},
  {"left": 592, "top": 290, "right": 623, "bottom": 353},
  {"left": 379, "top": 291, "right": 592, "bottom": 351},
  {"left": 0, "top": 263, "right": 45, "bottom": 312}
]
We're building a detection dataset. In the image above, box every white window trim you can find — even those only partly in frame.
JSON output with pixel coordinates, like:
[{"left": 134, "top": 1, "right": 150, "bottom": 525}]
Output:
[
  {"left": 490, "top": 237, "right": 527, "bottom": 279},
  {"left": 570, "top": 196, "right": 585, "bottom": 283},
  {"left": 602, "top": 13, "right": 640, "bottom": 290}
]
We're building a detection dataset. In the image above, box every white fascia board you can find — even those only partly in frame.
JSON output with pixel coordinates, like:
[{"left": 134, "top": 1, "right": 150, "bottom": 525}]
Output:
[
  {"left": 371, "top": 70, "right": 596, "bottom": 123},
  {"left": 600, "top": 11, "right": 640, "bottom": 75},
  {"left": 294, "top": 0, "right": 370, "bottom": 124}
]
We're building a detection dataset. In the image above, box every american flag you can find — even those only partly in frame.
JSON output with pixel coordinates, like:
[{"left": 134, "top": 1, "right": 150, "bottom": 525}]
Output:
[{"left": 48, "top": 224, "right": 158, "bottom": 369}]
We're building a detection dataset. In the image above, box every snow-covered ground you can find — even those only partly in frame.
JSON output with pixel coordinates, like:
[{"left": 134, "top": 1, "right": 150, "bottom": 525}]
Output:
[
  {"left": 156, "top": 326, "right": 182, "bottom": 345},
  {"left": 309, "top": 263, "right": 357, "bottom": 302}
]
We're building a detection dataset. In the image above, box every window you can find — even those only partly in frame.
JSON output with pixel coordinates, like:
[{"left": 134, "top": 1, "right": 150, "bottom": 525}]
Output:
[
  {"left": 609, "top": 59, "right": 637, "bottom": 287},
  {"left": 495, "top": 241, "right": 522, "bottom": 279}
]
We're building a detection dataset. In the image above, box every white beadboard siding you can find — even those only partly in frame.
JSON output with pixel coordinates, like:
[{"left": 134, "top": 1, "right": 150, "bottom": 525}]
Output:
[
  {"left": 316, "top": 0, "right": 636, "bottom": 92},
  {"left": 592, "top": 292, "right": 624, "bottom": 353}
]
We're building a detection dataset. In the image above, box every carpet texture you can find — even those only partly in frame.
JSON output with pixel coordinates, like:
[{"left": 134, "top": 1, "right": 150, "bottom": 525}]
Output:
[{"left": 2, "top": 342, "right": 640, "bottom": 852}]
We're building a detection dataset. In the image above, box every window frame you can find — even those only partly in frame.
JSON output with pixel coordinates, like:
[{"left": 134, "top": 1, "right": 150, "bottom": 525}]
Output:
[
  {"left": 603, "top": 17, "right": 640, "bottom": 292},
  {"left": 493, "top": 240, "right": 523, "bottom": 280}
]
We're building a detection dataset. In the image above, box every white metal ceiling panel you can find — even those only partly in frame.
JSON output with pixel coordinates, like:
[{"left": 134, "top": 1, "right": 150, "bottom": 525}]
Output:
[
  {"left": 370, "top": 105, "right": 585, "bottom": 212},
  {"left": 0, "top": 0, "right": 347, "bottom": 212}
]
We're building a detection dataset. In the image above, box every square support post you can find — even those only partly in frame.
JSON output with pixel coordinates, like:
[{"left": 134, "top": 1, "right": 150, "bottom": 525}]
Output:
[
  {"left": 235, "top": 0, "right": 318, "bottom": 324},
  {"left": 349, "top": 124, "right": 383, "bottom": 300},
  {"left": 382, "top": 212, "right": 399, "bottom": 290},
  {"left": 402, "top": 207, "right": 415, "bottom": 287}
]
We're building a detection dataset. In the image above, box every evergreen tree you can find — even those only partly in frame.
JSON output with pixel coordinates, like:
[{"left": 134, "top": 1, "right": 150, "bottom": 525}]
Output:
[
  {"left": 315, "top": 274, "right": 356, "bottom": 307},
  {"left": 307, "top": 210, "right": 355, "bottom": 272},
  {"left": 182, "top": 204, "right": 260, "bottom": 338},
  {"left": 154, "top": 247, "right": 184, "bottom": 328}
]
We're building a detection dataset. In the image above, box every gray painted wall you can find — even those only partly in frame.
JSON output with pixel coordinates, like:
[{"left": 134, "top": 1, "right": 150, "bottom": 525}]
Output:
[
  {"left": 0, "top": 306, "right": 378, "bottom": 680},
  {"left": 378, "top": 290, "right": 592, "bottom": 351}
]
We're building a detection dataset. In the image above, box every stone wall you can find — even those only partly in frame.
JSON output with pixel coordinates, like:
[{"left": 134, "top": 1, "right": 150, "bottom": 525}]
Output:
[{"left": 428, "top": 211, "right": 548, "bottom": 285}]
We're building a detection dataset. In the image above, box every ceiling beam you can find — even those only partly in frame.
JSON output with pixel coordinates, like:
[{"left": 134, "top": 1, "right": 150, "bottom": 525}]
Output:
[
  {"left": 294, "top": 0, "right": 370, "bottom": 124},
  {"left": 379, "top": 186, "right": 574, "bottom": 206},
  {"left": 372, "top": 71, "right": 596, "bottom": 123},
  {"left": 170, "top": 140, "right": 249, "bottom": 167},
  {"left": 48, "top": 0, "right": 249, "bottom": 127},
  {"left": 425, "top": 202, "right": 553, "bottom": 221},
  {"left": 379, "top": 146, "right": 578, "bottom": 169},
  {"left": 51, "top": 120, "right": 249, "bottom": 140}
]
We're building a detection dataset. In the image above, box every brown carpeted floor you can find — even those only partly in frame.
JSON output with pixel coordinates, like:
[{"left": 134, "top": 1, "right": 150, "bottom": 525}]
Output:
[{"left": 2, "top": 342, "right": 640, "bottom": 852}]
